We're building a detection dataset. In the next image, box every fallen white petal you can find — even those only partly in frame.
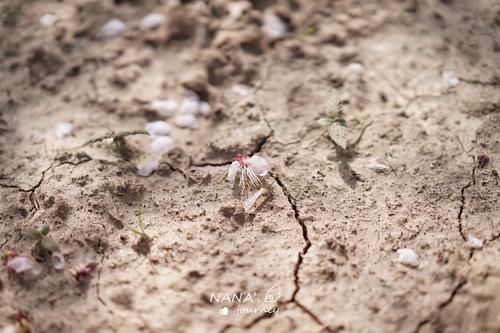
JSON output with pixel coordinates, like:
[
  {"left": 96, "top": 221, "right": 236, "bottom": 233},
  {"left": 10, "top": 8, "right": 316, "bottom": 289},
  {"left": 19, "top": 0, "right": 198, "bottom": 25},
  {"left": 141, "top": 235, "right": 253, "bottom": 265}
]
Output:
[
  {"left": 51, "top": 252, "right": 65, "bottom": 270},
  {"left": 180, "top": 98, "right": 201, "bottom": 115},
  {"left": 137, "top": 160, "right": 160, "bottom": 177},
  {"left": 199, "top": 102, "right": 211, "bottom": 116},
  {"left": 227, "top": 1, "right": 251, "bottom": 19},
  {"left": 40, "top": 14, "right": 57, "bottom": 27},
  {"left": 397, "top": 248, "right": 419, "bottom": 267},
  {"left": 101, "top": 18, "right": 126, "bottom": 38},
  {"left": 6, "top": 256, "right": 33, "bottom": 273},
  {"left": 141, "top": 13, "right": 166, "bottom": 29},
  {"left": 1, "top": 324, "right": 17, "bottom": 333},
  {"left": 150, "top": 136, "right": 173, "bottom": 154},
  {"left": 466, "top": 235, "right": 483, "bottom": 249},
  {"left": 145, "top": 121, "right": 171, "bottom": 136},
  {"left": 367, "top": 159, "right": 391, "bottom": 173},
  {"left": 55, "top": 122, "right": 73, "bottom": 139},
  {"left": 232, "top": 84, "right": 253, "bottom": 96},
  {"left": 174, "top": 114, "right": 198, "bottom": 129},
  {"left": 227, "top": 161, "right": 240, "bottom": 182},
  {"left": 248, "top": 155, "right": 269, "bottom": 176},
  {"left": 262, "top": 13, "right": 287, "bottom": 39},
  {"left": 151, "top": 99, "right": 178, "bottom": 117},
  {"left": 243, "top": 188, "right": 269, "bottom": 213},
  {"left": 442, "top": 70, "right": 459, "bottom": 87},
  {"left": 347, "top": 63, "right": 365, "bottom": 75}
]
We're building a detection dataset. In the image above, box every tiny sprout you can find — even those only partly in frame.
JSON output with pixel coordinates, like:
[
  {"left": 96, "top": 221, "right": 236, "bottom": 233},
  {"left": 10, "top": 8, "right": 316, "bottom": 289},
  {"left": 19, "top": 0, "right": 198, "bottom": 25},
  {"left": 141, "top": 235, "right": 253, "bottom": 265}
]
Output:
[
  {"left": 227, "top": 154, "right": 269, "bottom": 191},
  {"left": 22, "top": 225, "right": 60, "bottom": 260},
  {"left": 318, "top": 92, "right": 348, "bottom": 149},
  {"left": 83, "top": 130, "right": 149, "bottom": 155},
  {"left": 127, "top": 208, "right": 150, "bottom": 240}
]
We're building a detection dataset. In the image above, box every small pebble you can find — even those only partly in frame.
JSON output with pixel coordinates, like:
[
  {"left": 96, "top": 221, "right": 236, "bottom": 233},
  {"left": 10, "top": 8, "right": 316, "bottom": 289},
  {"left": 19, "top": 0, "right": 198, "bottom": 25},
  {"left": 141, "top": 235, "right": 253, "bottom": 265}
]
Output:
[
  {"left": 262, "top": 13, "right": 288, "bottom": 39},
  {"left": 137, "top": 160, "right": 160, "bottom": 177},
  {"left": 55, "top": 122, "right": 73, "bottom": 139},
  {"left": 145, "top": 121, "right": 171, "bottom": 136},
  {"left": 150, "top": 136, "right": 173, "bottom": 154},
  {"left": 466, "top": 235, "right": 483, "bottom": 249},
  {"left": 397, "top": 248, "right": 419, "bottom": 267},
  {"left": 141, "top": 13, "right": 166, "bottom": 30},
  {"left": 101, "top": 18, "right": 126, "bottom": 38},
  {"left": 442, "top": 70, "right": 459, "bottom": 87},
  {"left": 40, "top": 14, "right": 57, "bottom": 27},
  {"left": 174, "top": 114, "right": 198, "bottom": 129},
  {"left": 151, "top": 99, "right": 178, "bottom": 117}
]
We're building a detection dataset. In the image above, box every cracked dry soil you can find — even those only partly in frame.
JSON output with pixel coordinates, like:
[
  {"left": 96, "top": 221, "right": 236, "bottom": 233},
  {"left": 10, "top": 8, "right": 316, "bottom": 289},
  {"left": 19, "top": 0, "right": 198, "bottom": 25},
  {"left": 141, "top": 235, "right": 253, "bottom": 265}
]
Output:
[{"left": 1, "top": 0, "right": 500, "bottom": 332}]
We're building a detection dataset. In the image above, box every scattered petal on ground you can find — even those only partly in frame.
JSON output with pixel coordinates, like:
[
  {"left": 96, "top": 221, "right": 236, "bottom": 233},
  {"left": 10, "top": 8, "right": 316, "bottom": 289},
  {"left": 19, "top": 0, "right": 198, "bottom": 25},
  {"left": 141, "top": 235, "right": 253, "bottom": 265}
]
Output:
[
  {"left": 466, "top": 235, "right": 483, "bottom": 249},
  {"left": 101, "top": 18, "right": 126, "bottom": 38},
  {"left": 151, "top": 100, "right": 178, "bottom": 117},
  {"left": 137, "top": 160, "right": 160, "bottom": 177},
  {"left": 55, "top": 122, "right": 73, "bottom": 139},
  {"left": 145, "top": 121, "right": 171, "bottom": 136},
  {"left": 141, "top": 13, "right": 166, "bottom": 29},
  {"left": 397, "top": 249, "right": 419, "bottom": 267},
  {"left": 6, "top": 256, "right": 33, "bottom": 273},
  {"left": 174, "top": 114, "right": 198, "bottom": 129},
  {"left": 150, "top": 136, "right": 174, "bottom": 154}
]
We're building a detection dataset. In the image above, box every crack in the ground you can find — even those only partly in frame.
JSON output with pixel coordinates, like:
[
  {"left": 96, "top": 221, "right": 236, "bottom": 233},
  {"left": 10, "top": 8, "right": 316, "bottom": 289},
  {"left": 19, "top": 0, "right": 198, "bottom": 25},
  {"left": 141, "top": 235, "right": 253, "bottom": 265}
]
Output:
[
  {"left": 458, "top": 77, "right": 500, "bottom": 87},
  {"left": 0, "top": 154, "right": 92, "bottom": 214},
  {"left": 190, "top": 132, "right": 273, "bottom": 167},
  {"left": 0, "top": 238, "right": 8, "bottom": 250},
  {"left": 457, "top": 158, "right": 476, "bottom": 241},
  {"left": 269, "top": 172, "right": 311, "bottom": 301},
  {"left": 162, "top": 161, "right": 188, "bottom": 180},
  {"left": 414, "top": 280, "right": 467, "bottom": 333}
]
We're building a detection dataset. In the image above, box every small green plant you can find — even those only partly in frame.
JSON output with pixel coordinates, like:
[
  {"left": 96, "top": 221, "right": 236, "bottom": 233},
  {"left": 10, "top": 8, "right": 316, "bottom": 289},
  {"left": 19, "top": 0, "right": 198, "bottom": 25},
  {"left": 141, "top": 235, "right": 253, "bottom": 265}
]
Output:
[
  {"left": 318, "top": 92, "right": 348, "bottom": 149},
  {"left": 83, "top": 130, "right": 149, "bottom": 155},
  {"left": 22, "top": 225, "right": 59, "bottom": 259},
  {"left": 127, "top": 208, "right": 149, "bottom": 240}
]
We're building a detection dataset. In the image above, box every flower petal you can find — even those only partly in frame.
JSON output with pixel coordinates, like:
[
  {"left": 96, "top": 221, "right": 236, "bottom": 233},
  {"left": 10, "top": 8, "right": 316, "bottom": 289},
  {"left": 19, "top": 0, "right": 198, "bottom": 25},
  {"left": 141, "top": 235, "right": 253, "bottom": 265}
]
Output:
[
  {"left": 52, "top": 252, "right": 65, "bottom": 270},
  {"left": 6, "top": 256, "right": 33, "bottom": 273},
  {"left": 248, "top": 155, "right": 269, "bottom": 176},
  {"left": 227, "top": 161, "right": 240, "bottom": 181}
]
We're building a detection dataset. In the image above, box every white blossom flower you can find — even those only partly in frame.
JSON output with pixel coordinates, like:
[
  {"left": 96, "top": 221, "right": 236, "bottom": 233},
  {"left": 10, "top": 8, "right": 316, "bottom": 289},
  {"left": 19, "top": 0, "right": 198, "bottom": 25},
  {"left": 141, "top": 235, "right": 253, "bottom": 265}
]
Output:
[
  {"left": 227, "top": 154, "right": 269, "bottom": 190},
  {"left": 145, "top": 121, "right": 170, "bottom": 136},
  {"left": 101, "top": 18, "right": 126, "bottom": 38},
  {"left": 150, "top": 136, "right": 173, "bottom": 154},
  {"left": 55, "top": 122, "right": 73, "bottom": 139},
  {"left": 141, "top": 13, "right": 166, "bottom": 30},
  {"left": 151, "top": 99, "right": 178, "bottom": 117},
  {"left": 174, "top": 114, "right": 198, "bottom": 129},
  {"left": 397, "top": 248, "right": 419, "bottom": 267},
  {"left": 6, "top": 256, "right": 33, "bottom": 273},
  {"left": 466, "top": 235, "right": 483, "bottom": 249},
  {"left": 199, "top": 101, "right": 211, "bottom": 116}
]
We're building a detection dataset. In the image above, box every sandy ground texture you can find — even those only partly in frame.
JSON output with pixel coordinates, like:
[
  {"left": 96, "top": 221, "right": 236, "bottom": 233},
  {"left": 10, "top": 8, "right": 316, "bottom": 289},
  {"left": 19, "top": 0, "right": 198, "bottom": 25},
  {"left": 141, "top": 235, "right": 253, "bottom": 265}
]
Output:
[{"left": 1, "top": 0, "right": 500, "bottom": 332}]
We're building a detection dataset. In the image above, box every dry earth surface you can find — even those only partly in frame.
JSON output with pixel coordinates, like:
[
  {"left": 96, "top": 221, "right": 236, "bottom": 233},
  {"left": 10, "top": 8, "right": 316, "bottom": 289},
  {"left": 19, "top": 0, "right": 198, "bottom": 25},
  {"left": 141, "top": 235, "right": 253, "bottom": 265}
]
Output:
[{"left": 1, "top": 0, "right": 500, "bottom": 332}]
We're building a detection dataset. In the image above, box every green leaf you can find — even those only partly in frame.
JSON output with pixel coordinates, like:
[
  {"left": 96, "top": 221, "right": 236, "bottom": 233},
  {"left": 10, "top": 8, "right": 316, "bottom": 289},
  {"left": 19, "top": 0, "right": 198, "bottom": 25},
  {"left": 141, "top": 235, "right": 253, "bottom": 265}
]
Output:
[
  {"left": 22, "top": 228, "right": 41, "bottom": 240},
  {"left": 41, "top": 225, "right": 50, "bottom": 235},
  {"left": 328, "top": 122, "right": 347, "bottom": 149},
  {"left": 40, "top": 236, "right": 59, "bottom": 253}
]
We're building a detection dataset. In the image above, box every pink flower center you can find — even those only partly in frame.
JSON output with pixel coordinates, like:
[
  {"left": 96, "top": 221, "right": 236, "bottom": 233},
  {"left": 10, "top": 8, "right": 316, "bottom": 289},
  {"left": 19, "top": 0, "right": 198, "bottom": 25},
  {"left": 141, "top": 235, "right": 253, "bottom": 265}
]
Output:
[{"left": 234, "top": 154, "right": 250, "bottom": 167}]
